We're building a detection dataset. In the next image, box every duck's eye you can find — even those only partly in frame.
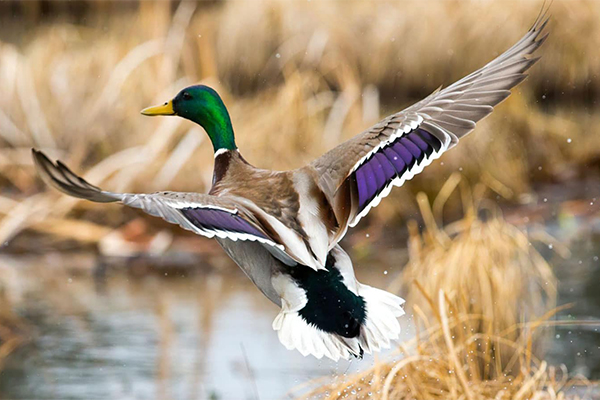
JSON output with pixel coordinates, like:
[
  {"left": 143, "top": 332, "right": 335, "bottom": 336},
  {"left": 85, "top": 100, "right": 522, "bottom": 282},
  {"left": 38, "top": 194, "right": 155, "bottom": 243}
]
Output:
[{"left": 182, "top": 92, "right": 192, "bottom": 100}]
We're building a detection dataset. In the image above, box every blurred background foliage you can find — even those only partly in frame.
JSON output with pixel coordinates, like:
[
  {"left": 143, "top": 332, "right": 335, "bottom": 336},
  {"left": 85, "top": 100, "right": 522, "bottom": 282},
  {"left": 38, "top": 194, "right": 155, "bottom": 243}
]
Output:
[
  {"left": 0, "top": 2, "right": 599, "bottom": 399},
  {"left": 0, "top": 0, "right": 598, "bottom": 250}
]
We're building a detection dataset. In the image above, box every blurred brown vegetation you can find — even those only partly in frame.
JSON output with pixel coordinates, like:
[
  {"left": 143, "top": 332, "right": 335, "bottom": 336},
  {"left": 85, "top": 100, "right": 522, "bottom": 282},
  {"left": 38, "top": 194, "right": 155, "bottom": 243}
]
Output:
[
  {"left": 301, "top": 293, "right": 590, "bottom": 400},
  {"left": 393, "top": 175, "right": 558, "bottom": 346},
  {"left": 0, "top": 0, "right": 598, "bottom": 248},
  {"left": 298, "top": 181, "right": 593, "bottom": 400}
]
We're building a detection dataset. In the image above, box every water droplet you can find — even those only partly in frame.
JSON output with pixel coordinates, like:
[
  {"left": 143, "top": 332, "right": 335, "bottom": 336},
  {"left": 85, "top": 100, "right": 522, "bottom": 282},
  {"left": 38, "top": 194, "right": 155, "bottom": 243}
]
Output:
[
  {"left": 548, "top": 244, "right": 553, "bottom": 249},
  {"left": 567, "top": 138, "right": 572, "bottom": 143},
  {"left": 275, "top": 53, "right": 281, "bottom": 59},
  {"left": 383, "top": 270, "right": 388, "bottom": 275}
]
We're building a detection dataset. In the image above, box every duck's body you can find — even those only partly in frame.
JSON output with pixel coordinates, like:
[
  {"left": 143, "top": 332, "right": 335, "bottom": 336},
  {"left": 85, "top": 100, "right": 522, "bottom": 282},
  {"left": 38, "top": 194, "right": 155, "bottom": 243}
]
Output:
[
  {"left": 210, "top": 150, "right": 328, "bottom": 304},
  {"left": 32, "top": 14, "right": 548, "bottom": 361},
  {"left": 209, "top": 151, "right": 404, "bottom": 358}
]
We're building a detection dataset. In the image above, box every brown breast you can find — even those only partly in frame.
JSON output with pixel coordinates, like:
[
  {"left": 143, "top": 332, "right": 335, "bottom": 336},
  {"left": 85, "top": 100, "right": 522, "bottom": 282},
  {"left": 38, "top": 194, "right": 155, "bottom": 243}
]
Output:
[{"left": 209, "top": 151, "right": 310, "bottom": 243}]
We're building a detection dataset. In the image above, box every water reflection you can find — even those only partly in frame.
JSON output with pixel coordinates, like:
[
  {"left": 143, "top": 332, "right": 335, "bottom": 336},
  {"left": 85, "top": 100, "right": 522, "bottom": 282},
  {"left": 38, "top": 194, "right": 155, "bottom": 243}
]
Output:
[
  {"left": 547, "top": 234, "right": 600, "bottom": 379},
  {"left": 0, "top": 228, "right": 599, "bottom": 399},
  {"left": 0, "top": 255, "right": 406, "bottom": 399}
]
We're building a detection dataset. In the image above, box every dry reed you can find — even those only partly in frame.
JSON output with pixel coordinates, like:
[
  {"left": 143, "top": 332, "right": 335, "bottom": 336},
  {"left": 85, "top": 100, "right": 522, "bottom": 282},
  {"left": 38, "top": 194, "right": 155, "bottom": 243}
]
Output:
[
  {"left": 294, "top": 177, "right": 592, "bottom": 399},
  {"left": 0, "top": 0, "right": 598, "bottom": 248},
  {"left": 298, "top": 293, "right": 591, "bottom": 400},
  {"left": 393, "top": 176, "right": 558, "bottom": 356}
]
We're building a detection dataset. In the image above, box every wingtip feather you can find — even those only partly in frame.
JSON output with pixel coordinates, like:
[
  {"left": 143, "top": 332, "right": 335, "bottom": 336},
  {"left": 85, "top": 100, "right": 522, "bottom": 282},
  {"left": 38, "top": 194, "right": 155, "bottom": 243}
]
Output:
[
  {"left": 531, "top": 0, "right": 552, "bottom": 32},
  {"left": 32, "top": 149, "right": 119, "bottom": 203}
]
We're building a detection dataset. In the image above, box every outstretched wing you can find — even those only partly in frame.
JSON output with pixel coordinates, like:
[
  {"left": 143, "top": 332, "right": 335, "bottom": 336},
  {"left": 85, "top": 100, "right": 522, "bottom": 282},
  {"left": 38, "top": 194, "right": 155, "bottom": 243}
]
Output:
[
  {"left": 311, "top": 14, "right": 549, "bottom": 240},
  {"left": 32, "top": 149, "right": 283, "bottom": 250}
]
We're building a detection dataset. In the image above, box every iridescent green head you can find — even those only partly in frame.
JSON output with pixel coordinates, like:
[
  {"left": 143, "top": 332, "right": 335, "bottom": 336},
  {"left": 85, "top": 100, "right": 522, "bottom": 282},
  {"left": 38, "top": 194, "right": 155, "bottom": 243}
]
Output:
[{"left": 141, "top": 85, "right": 236, "bottom": 152}]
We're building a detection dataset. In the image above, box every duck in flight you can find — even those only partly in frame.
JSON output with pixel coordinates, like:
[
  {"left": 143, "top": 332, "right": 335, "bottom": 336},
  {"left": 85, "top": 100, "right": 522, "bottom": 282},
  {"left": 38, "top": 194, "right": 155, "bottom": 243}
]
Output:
[{"left": 32, "top": 15, "right": 548, "bottom": 361}]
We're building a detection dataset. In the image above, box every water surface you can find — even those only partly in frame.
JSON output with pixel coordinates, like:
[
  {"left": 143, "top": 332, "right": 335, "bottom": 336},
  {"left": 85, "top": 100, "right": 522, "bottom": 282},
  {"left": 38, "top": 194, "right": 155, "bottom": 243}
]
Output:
[{"left": 1, "top": 222, "right": 599, "bottom": 399}]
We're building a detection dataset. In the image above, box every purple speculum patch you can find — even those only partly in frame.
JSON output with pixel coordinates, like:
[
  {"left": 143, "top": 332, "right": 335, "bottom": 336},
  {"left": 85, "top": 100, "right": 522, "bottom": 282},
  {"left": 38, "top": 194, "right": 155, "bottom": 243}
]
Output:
[
  {"left": 180, "top": 207, "right": 267, "bottom": 239},
  {"left": 354, "top": 128, "right": 441, "bottom": 211}
]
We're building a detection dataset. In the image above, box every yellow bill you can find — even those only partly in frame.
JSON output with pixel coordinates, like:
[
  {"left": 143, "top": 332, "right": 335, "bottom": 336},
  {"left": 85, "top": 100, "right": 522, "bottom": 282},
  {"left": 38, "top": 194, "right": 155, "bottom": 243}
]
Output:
[{"left": 141, "top": 100, "right": 175, "bottom": 116}]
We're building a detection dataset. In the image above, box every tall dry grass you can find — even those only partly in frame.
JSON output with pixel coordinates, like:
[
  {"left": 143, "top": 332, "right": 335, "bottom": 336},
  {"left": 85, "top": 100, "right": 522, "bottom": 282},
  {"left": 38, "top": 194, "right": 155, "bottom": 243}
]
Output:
[
  {"left": 295, "top": 178, "right": 593, "bottom": 400},
  {"left": 299, "top": 294, "right": 591, "bottom": 400},
  {"left": 392, "top": 175, "right": 558, "bottom": 353},
  {"left": 0, "top": 0, "right": 598, "bottom": 247}
]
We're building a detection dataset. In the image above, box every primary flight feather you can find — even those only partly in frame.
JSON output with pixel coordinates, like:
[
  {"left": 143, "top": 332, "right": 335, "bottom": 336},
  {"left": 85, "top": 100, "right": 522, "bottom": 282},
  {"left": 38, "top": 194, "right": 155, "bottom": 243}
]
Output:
[{"left": 33, "top": 13, "right": 548, "bottom": 361}]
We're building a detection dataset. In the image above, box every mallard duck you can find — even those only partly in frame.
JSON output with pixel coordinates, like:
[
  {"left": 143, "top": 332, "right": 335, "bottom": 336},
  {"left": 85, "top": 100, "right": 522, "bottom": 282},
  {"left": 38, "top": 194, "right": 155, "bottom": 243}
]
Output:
[{"left": 32, "top": 16, "right": 548, "bottom": 361}]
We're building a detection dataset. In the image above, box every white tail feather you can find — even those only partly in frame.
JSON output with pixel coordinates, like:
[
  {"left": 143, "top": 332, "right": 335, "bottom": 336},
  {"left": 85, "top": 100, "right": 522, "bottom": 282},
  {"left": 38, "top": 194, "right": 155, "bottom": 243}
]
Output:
[
  {"left": 273, "top": 312, "right": 359, "bottom": 361},
  {"left": 358, "top": 283, "right": 405, "bottom": 354}
]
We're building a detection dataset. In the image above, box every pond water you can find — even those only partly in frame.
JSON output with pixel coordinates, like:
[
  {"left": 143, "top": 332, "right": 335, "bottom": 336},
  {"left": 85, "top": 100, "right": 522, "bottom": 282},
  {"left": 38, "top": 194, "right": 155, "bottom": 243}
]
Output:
[
  {"left": 0, "top": 219, "right": 599, "bottom": 399},
  {"left": 0, "top": 251, "right": 410, "bottom": 400}
]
